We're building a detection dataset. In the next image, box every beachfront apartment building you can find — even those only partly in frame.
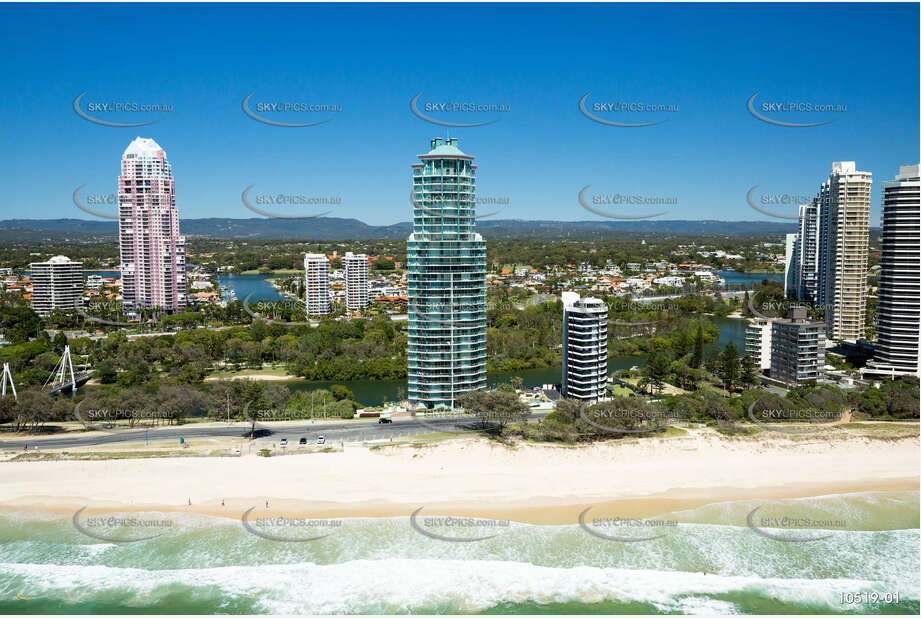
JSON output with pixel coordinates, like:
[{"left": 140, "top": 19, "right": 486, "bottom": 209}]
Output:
[
  {"left": 822, "top": 162, "right": 872, "bottom": 340},
  {"left": 29, "top": 256, "right": 83, "bottom": 316},
  {"left": 745, "top": 318, "right": 773, "bottom": 371},
  {"left": 303, "top": 253, "right": 331, "bottom": 315},
  {"left": 561, "top": 292, "right": 609, "bottom": 402},
  {"left": 865, "top": 164, "right": 921, "bottom": 378},
  {"left": 343, "top": 252, "right": 370, "bottom": 311},
  {"left": 407, "top": 138, "right": 487, "bottom": 409},
  {"left": 770, "top": 307, "right": 826, "bottom": 387},
  {"left": 117, "top": 137, "right": 186, "bottom": 311}
]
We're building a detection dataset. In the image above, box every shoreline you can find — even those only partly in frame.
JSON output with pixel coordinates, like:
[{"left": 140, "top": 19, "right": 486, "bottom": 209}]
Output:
[
  {"left": 2, "top": 476, "right": 917, "bottom": 526},
  {"left": 1, "top": 434, "right": 917, "bottom": 525}
]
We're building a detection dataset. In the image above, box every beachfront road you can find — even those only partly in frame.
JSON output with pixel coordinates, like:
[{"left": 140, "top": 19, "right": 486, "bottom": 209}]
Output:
[{"left": 0, "top": 412, "right": 554, "bottom": 450}]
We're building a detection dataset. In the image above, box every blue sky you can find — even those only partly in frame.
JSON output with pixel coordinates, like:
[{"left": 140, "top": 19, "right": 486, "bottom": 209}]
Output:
[{"left": 1, "top": 2, "right": 917, "bottom": 226}]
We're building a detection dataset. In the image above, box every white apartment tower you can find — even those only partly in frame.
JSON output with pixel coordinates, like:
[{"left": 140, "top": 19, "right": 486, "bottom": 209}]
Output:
[
  {"left": 823, "top": 162, "right": 871, "bottom": 340},
  {"left": 745, "top": 318, "right": 773, "bottom": 370},
  {"left": 866, "top": 164, "right": 920, "bottom": 377},
  {"left": 343, "top": 252, "right": 369, "bottom": 311},
  {"left": 29, "top": 256, "right": 83, "bottom": 316},
  {"left": 118, "top": 137, "right": 186, "bottom": 310},
  {"left": 561, "top": 292, "right": 608, "bottom": 402},
  {"left": 303, "top": 253, "right": 330, "bottom": 315}
]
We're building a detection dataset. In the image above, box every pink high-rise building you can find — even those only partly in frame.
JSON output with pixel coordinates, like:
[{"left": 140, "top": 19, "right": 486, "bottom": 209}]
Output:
[{"left": 117, "top": 137, "right": 186, "bottom": 310}]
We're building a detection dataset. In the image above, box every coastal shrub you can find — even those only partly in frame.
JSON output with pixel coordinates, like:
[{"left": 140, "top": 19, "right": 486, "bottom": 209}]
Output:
[
  {"left": 851, "top": 377, "right": 919, "bottom": 419},
  {"left": 457, "top": 389, "right": 529, "bottom": 430}
]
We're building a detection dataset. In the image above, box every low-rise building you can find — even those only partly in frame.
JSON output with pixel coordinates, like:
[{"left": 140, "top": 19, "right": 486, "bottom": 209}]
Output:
[{"left": 745, "top": 318, "right": 773, "bottom": 370}]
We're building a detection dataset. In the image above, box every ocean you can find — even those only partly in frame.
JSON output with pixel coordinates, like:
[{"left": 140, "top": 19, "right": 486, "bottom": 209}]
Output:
[{"left": 0, "top": 491, "right": 917, "bottom": 614}]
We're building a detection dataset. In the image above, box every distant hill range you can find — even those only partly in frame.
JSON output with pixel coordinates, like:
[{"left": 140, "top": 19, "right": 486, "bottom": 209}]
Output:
[{"left": 0, "top": 217, "right": 807, "bottom": 241}]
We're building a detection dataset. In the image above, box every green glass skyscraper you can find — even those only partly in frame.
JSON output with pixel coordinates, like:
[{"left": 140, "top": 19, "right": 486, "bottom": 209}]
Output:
[{"left": 408, "top": 138, "right": 487, "bottom": 409}]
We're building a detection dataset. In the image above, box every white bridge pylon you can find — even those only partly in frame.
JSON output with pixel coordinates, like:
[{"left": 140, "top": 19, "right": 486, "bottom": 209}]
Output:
[
  {"left": 43, "top": 345, "right": 76, "bottom": 393},
  {"left": 1, "top": 363, "right": 16, "bottom": 400}
]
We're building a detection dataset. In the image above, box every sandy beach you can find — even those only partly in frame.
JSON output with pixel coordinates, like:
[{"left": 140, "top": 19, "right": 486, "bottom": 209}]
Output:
[{"left": 1, "top": 431, "right": 917, "bottom": 524}]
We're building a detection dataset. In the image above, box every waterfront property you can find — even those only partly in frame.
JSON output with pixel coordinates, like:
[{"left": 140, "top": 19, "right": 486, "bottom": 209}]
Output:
[
  {"left": 770, "top": 307, "right": 826, "bottom": 387},
  {"left": 745, "top": 317, "right": 773, "bottom": 371},
  {"left": 343, "top": 252, "right": 369, "bottom": 311},
  {"left": 865, "top": 163, "right": 921, "bottom": 378},
  {"left": 407, "top": 138, "right": 487, "bottom": 409},
  {"left": 303, "top": 253, "right": 331, "bottom": 315},
  {"left": 561, "top": 292, "right": 608, "bottom": 402}
]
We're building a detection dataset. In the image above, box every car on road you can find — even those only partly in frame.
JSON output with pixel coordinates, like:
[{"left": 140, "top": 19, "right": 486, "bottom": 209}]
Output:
[
  {"left": 316, "top": 435, "right": 326, "bottom": 445},
  {"left": 279, "top": 438, "right": 288, "bottom": 447},
  {"left": 298, "top": 437, "right": 307, "bottom": 447},
  {"left": 378, "top": 417, "right": 392, "bottom": 424}
]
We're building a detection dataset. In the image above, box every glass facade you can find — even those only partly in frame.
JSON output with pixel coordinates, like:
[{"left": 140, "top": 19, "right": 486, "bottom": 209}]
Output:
[{"left": 407, "top": 138, "right": 487, "bottom": 409}]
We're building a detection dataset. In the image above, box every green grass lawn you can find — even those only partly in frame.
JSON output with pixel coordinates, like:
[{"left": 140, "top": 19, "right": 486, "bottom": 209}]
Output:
[{"left": 207, "top": 364, "right": 296, "bottom": 379}]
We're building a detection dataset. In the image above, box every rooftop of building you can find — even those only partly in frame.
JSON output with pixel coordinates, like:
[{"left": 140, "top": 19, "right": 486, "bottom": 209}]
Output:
[
  {"left": 419, "top": 137, "right": 473, "bottom": 159},
  {"left": 123, "top": 137, "right": 164, "bottom": 157}
]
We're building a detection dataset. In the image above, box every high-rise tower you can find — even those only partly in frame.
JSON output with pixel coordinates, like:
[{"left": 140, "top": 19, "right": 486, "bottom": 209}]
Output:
[
  {"left": 407, "top": 138, "right": 487, "bottom": 409},
  {"left": 561, "top": 292, "right": 608, "bottom": 402},
  {"left": 866, "top": 164, "right": 920, "bottom": 377},
  {"left": 117, "top": 137, "right": 186, "bottom": 310},
  {"left": 343, "top": 252, "right": 369, "bottom": 311},
  {"left": 304, "top": 253, "right": 331, "bottom": 315},
  {"left": 823, "top": 162, "right": 871, "bottom": 340}
]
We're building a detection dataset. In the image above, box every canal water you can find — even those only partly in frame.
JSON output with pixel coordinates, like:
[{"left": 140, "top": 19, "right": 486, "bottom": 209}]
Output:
[
  {"left": 208, "top": 275, "right": 753, "bottom": 406},
  {"left": 717, "top": 269, "right": 783, "bottom": 289},
  {"left": 215, "top": 274, "right": 285, "bottom": 303},
  {"left": 287, "top": 317, "right": 747, "bottom": 407}
]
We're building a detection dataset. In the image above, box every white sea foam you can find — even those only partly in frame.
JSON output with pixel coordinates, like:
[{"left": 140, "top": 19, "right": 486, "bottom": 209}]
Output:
[{"left": 1, "top": 558, "right": 914, "bottom": 614}]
